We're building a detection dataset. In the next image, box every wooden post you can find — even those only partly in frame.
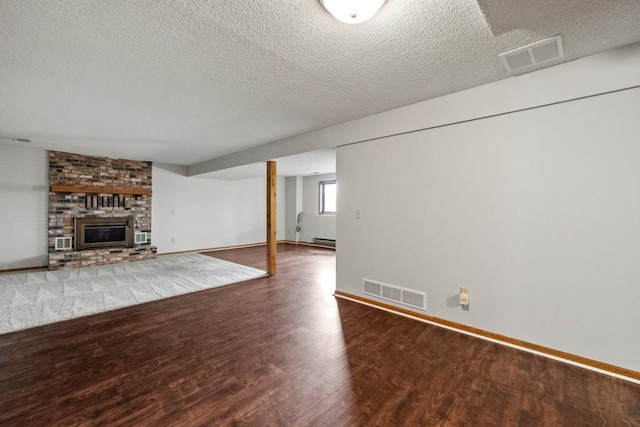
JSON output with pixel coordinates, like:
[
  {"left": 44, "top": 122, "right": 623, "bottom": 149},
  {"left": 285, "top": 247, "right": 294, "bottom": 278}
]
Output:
[{"left": 266, "top": 161, "right": 277, "bottom": 276}]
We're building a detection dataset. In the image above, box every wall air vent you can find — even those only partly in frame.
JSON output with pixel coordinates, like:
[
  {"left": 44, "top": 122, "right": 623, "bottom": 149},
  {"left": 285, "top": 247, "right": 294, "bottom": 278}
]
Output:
[
  {"left": 134, "top": 232, "right": 148, "bottom": 244},
  {"left": 313, "top": 238, "right": 336, "bottom": 247},
  {"left": 499, "top": 35, "right": 563, "bottom": 74},
  {"left": 363, "top": 278, "right": 427, "bottom": 311},
  {"left": 55, "top": 236, "right": 72, "bottom": 251}
]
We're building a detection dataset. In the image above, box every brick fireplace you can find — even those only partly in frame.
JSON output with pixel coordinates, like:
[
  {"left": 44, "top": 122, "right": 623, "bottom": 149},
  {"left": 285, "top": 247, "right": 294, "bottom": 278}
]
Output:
[{"left": 48, "top": 151, "right": 157, "bottom": 270}]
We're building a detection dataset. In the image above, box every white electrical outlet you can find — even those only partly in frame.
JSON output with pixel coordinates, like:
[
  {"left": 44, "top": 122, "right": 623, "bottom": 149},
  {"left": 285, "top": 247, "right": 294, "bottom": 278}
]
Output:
[
  {"left": 459, "top": 287, "right": 469, "bottom": 306},
  {"left": 355, "top": 209, "right": 361, "bottom": 219},
  {"left": 171, "top": 237, "right": 176, "bottom": 243}
]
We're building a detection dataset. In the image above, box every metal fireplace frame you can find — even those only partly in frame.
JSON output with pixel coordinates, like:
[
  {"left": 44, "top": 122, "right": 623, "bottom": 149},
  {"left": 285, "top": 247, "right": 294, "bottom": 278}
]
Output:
[{"left": 74, "top": 216, "right": 134, "bottom": 251}]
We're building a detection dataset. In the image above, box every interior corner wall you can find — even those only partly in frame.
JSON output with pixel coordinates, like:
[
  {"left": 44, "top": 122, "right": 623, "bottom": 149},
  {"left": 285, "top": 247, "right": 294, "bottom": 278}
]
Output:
[
  {"left": 277, "top": 175, "right": 286, "bottom": 242},
  {"left": 336, "top": 85, "right": 640, "bottom": 373},
  {"left": 297, "top": 173, "right": 336, "bottom": 243},
  {"left": 284, "top": 176, "right": 301, "bottom": 241},
  {"left": 152, "top": 164, "right": 285, "bottom": 253},
  {"left": 0, "top": 145, "right": 48, "bottom": 269}
]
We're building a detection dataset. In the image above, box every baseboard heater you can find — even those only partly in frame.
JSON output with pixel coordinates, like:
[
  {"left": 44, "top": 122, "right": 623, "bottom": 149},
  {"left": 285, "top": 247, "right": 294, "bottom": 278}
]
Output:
[{"left": 313, "top": 238, "right": 336, "bottom": 247}]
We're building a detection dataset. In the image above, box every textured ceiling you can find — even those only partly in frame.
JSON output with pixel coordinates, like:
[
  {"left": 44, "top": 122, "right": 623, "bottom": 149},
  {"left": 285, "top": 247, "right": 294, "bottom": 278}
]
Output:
[{"left": 1, "top": 0, "right": 639, "bottom": 166}]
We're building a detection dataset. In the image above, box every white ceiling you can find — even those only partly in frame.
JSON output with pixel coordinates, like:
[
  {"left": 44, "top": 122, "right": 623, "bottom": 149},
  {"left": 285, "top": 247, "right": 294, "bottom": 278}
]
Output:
[{"left": 1, "top": 0, "right": 639, "bottom": 169}]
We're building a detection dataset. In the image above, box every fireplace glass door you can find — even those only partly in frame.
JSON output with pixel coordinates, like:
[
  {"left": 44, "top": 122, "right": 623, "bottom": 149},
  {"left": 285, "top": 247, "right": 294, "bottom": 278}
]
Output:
[{"left": 75, "top": 216, "right": 134, "bottom": 251}]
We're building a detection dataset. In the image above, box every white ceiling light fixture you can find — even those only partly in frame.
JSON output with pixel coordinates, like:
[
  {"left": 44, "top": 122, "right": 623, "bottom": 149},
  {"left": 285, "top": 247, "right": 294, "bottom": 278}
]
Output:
[{"left": 319, "top": 0, "right": 387, "bottom": 24}]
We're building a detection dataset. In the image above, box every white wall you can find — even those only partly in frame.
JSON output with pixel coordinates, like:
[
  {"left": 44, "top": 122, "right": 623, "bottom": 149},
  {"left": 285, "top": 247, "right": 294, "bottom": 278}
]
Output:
[
  {"left": 0, "top": 145, "right": 48, "bottom": 269},
  {"left": 337, "top": 86, "right": 640, "bottom": 372},
  {"left": 152, "top": 164, "right": 285, "bottom": 253},
  {"left": 284, "top": 176, "right": 303, "bottom": 241},
  {"left": 297, "top": 173, "right": 336, "bottom": 243}
]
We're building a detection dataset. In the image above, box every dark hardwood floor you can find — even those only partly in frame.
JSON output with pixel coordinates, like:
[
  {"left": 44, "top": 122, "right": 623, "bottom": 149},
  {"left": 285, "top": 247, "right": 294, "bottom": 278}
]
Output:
[{"left": 0, "top": 244, "right": 638, "bottom": 426}]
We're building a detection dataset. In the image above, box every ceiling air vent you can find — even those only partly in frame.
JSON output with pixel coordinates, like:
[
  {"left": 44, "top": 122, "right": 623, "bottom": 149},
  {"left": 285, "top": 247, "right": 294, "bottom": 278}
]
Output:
[{"left": 499, "top": 35, "right": 563, "bottom": 74}]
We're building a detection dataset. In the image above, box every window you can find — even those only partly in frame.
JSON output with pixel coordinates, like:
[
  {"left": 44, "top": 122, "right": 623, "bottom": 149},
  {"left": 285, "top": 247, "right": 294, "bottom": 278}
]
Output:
[{"left": 319, "top": 180, "right": 337, "bottom": 214}]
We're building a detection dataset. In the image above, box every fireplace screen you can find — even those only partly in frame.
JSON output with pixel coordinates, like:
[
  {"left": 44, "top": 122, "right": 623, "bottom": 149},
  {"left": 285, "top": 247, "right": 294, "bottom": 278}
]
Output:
[
  {"left": 75, "top": 216, "right": 134, "bottom": 251},
  {"left": 85, "top": 226, "right": 126, "bottom": 245}
]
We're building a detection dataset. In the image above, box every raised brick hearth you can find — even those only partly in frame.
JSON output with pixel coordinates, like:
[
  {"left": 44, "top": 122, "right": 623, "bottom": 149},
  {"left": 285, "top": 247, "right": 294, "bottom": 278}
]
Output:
[
  {"left": 48, "top": 247, "right": 157, "bottom": 270},
  {"left": 48, "top": 151, "right": 157, "bottom": 270}
]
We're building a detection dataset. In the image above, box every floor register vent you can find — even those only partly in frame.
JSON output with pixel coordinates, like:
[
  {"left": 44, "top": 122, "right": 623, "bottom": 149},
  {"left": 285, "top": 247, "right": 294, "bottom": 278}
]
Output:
[{"left": 362, "top": 278, "right": 427, "bottom": 311}]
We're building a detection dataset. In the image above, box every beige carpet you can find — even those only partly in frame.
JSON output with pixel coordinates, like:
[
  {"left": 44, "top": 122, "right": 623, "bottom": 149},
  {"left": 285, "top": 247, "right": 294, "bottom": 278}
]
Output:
[{"left": 0, "top": 253, "right": 266, "bottom": 334}]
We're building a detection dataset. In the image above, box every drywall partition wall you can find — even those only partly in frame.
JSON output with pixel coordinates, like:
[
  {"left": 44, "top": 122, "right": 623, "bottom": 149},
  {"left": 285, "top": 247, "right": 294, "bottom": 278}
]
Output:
[
  {"left": 336, "top": 86, "right": 640, "bottom": 372},
  {"left": 152, "top": 164, "right": 285, "bottom": 253},
  {"left": 0, "top": 145, "right": 48, "bottom": 269},
  {"left": 277, "top": 176, "right": 286, "bottom": 242},
  {"left": 297, "top": 173, "right": 336, "bottom": 243},
  {"left": 284, "top": 176, "right": 303, "bottom": 241}
]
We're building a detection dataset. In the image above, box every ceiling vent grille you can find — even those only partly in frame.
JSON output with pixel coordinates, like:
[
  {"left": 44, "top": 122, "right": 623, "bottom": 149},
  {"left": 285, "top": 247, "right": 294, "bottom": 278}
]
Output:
[
  {"left": 362, "top": 278, "right": 427, "bottom": 311},
  {"left": 499, "top": 35, "right": 563, "bottom": 73}
]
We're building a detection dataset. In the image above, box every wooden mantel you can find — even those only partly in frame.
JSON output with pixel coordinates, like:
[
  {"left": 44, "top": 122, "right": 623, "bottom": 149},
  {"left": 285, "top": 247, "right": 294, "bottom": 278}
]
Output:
[{"left": 49, "top": 185, "right": 152, "bottom": 195}]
